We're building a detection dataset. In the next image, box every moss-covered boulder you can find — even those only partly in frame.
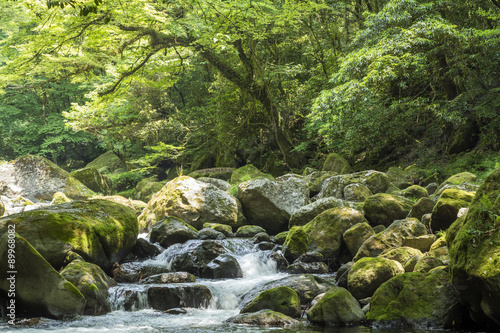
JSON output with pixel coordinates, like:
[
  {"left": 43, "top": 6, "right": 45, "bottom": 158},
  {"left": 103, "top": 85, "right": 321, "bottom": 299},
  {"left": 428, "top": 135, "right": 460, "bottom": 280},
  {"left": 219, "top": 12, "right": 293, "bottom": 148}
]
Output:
[
  {"left": 366, "top": 270, "right": 462, "bottom": 328},
  {"left": 235, "top": 225, "right": 267, "bottom": 237},
  {"left": 134, "top": 179, "right": 166, "bottom": 202},
  {"left": 238, "top": 176, "right": 309, "bottom": 234},
  {"left": 0, "top": 199, "right": 138, "bottom": 272},
  {"left": 379, "top": 247, "right": 423, "bottom": 265},
  {"left": 322, "top": 153, "right": 351, "bottom": 174},
  {"left": 197, "top": 177, "right": 231, "bottom": 191},
  {"left": 363, "top": 193, "right": 414, "bottom": 227},
  {"left": 303, "top": 207, "right": 367, "bottom": 268},
  {"left": 347, "top": 257, "right": 404, "bottom": 299},
  {"left": 289, "top": 197, "right": 349, "bottom": 228},
  {"left": 90, "top": 195, "right": 138, "bottom": 212},
  {"left": 413, "top": 256, "right": 445, "bottom": 273},
  {"left": 230, "top": 164, "right": 274, "bottom": 184},
  {"left": 304, "top": 171, "right": 338, "bottom": 196},
  {"left": 408, "top": 197, "right": 435, "bottom": 221},
  {"left": 438, "top": 172, "right": 477, "bottom": 191},
  {"left": 272, "top": 231, "right": 288, "bottom": 245},
  {"left": 0, "top": 233, "right": 86, "bottom": 319},
  {"left": 0, "top": 155, "right": 95, "bottom": 201},
  {"left": 52, "top": 191, "right": 72, "bottom": 205},
  {"left": 401, "top": 185, "right": 429, "bottom": 199},
  {"left": 189, "top": 167, "right": 235, "bottom": 181},
  {"left": 342, "top": 222, "right": 375, "bottom": 257},
  {"left": 354, "top": 218, "right": 427, "bottom": 261},
  {"left": 402, "top": 234, "right": 437, "bottom": 252},
  {"left": 138, "top": 176, "right": 245, "bottom": 232},
  {"left": 428, "top": 235, "right": 449, "bottom": 261},
  {"left": 316, "top": 170, "right": 390, "bottom": 200},
  {"left": 241, "top": 286, "right": 300, "bottom": 317},
  {"left": 60, "top": 259, "right": 116, "bottom": 315},
  {"left": 203, "top": 223, "right": 233, "bottom": 237},
  {"left": 70, "top": 167, "right": 114, "bottom": 195},
  {"left": 306, "top": 287, "right": 364, "bottom": 326},
  {"left": 447, "top": 168, "right": 500, "bottom": 327},
  {"left": 202, "top": 254, "right": 243, "bottom": 279},
  {"left": 150, "top": 217, "right": 199, "bottom": 248},
  {"left": 430, "top": 188, "right": 474, "bottom": 232},
  {"left": 86, "top": 151, "right": 125, "bottom": 174},
  {"left": 344, "top": 183, "right": 373, "bottom": 202},
  {"left": 226, "top": 309, "right": 299, "bottom": 327},
  {"left": 282, "top": 226, "right": 309, "bottom": 262}
]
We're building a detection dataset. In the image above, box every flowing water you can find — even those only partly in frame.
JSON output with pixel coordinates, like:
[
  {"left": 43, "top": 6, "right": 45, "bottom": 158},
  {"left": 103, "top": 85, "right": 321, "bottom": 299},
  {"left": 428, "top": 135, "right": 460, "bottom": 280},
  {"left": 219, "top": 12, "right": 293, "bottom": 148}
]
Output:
[{"left": 0, "top": 238, "right": 471, "bottom": 333}]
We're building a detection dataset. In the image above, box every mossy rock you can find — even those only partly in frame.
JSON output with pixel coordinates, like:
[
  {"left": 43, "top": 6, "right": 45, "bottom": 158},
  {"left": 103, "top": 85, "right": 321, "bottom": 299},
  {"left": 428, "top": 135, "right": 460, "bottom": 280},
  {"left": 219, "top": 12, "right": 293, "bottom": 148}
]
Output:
[
  {"left": 303, "top": 207, "right": 367, "bottom": 268},
  {"left": 60, "top": 259, "right": 116, "bottom": 315},
  {"left": 283, "top": 226, "right": 309, "bottom": 262},
  {"left": 363, "top": 193, "right": 414, "bottom": 227},
  {"left": 316, "top": 170, "right": 390, "bottom": 200},
  {"left": 366, "top": 270, "right": 462, "bottom": 328},
  {"left": 322, "top": 153, "right": 351, "bottom": 174},
  {"left": 413, "top": 256, "right": 444, "bottom": 273},
  {"left": 52, "top": 191, "right": 72, "bottom": 205},
  {"left": 230, "top": 164, "right": 274, "bottom": 184},
  {"left": 0, "top": 201, "right": 4, "bottom": 217},
  {"left": 304, "top": 171, "right": 338, "bottom": 195},
  {"left": 0, "top": 233, "right": 86, "bottom": 319},
  {"left": 342, "top": 222, "right": 375, "bottom": 257},
  {"left": 289, "top": 197, "right": 348, "bottom": 229},
  {"left": 347, "top": 257, "right": 404, "bottom": 299},
  {"left": 241, "top": 286, "right": 301, "bottom": 318},
  {"left": 85, "top": 151, "right": 126, "bottom": 174},
  {"left": 150, "top": 216, "right": 199, "bottom": 248},
  {"left": 408, "top": 197, "right": 435, "bottom": 221},
  {"left": 401, "top": 185, "right": 429, "bottom": 199},
  {"left": 189, "top": 167, "right": 235, "bottom": 181},
  {"left": 135, "top": 180, "right": 167, "bottom": 202},
  {"left": 402, "top": 234, "right": 437, "bottom": 252},
  {"left": 226, "top": 309, "right": 299, "bottom": 327},
  {"left": 379, "top": 247, "right": 423, "bottom": 265},
  {"left": 272, "top": 231, "right": 288, "bottom": 245},
  {"left": 0, "top": 199, "right": 138, "bottom": 272},
  {"left": 70, "top": 167, "right": 114, "bottom": 195},
  {"left": 344, "top": 183, "right": 373, "bottom": 202},
  {"left": 447, "top": 168, "right": 500, "bottom": 327},
  {"left": 430, "top": 188, "right": 474, "bottom": 232},
  {"left": 235, "top": 225, "right": 267, "bottom": 238},
  {"left": 306, "top": 287, "right": 365, "bottom": 326},
  {"left": 203, "top": 223, "right": 233, "bottom": 237}
]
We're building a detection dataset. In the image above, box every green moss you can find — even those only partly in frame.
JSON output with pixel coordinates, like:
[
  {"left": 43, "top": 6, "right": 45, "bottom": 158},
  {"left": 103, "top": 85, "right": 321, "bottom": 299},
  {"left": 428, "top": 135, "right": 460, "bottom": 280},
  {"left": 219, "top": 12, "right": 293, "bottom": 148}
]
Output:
[
  {"left": 322, "top": 153, "right": 351, "bottom": 174},
  {"left": 52, "top": 191, "right": 72, "bottom": 204},
  {"left": 203, "top": 223, "right": 233, "bottom": 236},
  {"left": 64, "top": 281, "right": 85, "bottom": 299},
  {"left": 230, "top": 164, "right": 274, "bottom": 184},
  {"left": 241, "top": 286, "right": 300, "bottom": 318},
  {"left": 283, "top": 226, "right": 309, "bottom": 262}
]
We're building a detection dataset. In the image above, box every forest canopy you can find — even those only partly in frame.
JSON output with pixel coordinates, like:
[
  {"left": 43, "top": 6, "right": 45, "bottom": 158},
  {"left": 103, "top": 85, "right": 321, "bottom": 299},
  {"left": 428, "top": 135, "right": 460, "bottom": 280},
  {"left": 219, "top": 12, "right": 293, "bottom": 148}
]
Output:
[{"left": 1, "top": 0, "right": 499, "bottom": 175}]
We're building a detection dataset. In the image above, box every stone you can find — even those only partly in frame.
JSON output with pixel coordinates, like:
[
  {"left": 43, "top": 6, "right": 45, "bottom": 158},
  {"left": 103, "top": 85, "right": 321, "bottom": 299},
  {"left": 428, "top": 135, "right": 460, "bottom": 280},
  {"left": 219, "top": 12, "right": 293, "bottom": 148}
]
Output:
[
  {"left": 202, "top": 223, "right": 233, "bottom": 237},
  {"left": 60, "top": 259, "right": 116, "bottom": 315},
  {"left": 413, "top": 256, "right": 445, "bottom": 273},
  {"left": 238, "top": 177, "right": 309, "bottom": 234},
  {"left": 168, "top": 240, "right": 226, "bottom": 276},
  {"left": 306, "top": 287, "right": 365, "bottom": 326},
  {"left": 241, "top": 286, "right": 301, "bottom": 317},
  {"left": 70, "top": 167, "right": 114, "bottom": 195},
  {"left": 86, "top": 151, "right": 125, "bottom": 174},
  {"left": 226, "top": 309, "right": 299, "bottom": 327},
  {"left": 147, "top": 285, "right": 212, "bottom": 310},
  {"left": 428, "top": 236, "right": 449, "bottom": 261},
  {"left": 316, "top": 170, "right": 390, "bottom": 200},
  {"left": 140, "top": 272, "right": 196, "bottom": 284},
  {"left": 430, "top": 188, "right": 474, "bottom": 232},
  {"left": 343, "top": 222, "right": 376, "bottom": 257},
  {"left": 202, "top": 254, "right": 243, "bottom": 279},
  {"left": 235, "top": 225, "right": 267, "bottom": 238},
  {"left": 127, "top": 238, "right": 162, "bottom": 260},
  {"left": 282, "top": 227, "right": 309, "bottom": 262},
  {"left": 288, "top": 197, "right": 348, "bottom": 228},
  {"left": 294, "top": 252, "right": 324, "bottom": 263},
  {"left": 347, "top": 257, "right": 404, "bottom": 299},
  {"left": 401, "top": 185, "right": 429, "bottom": 199},
  {"left": 252, "top": 232, "right": 271, "bottom": 243},
  {"left": 0, "top": 233, "right": 86, "bottom": 319},
  {"left": 135, "top": 178, "right": 167, "bottom": 202},
  {"left": 366, "top": 270, "right": 463, "bottom": 328},
  {"left": 322, "top": 153, "right": 351, "bottom": 174},
  {"left": 197, "top": 177, "right": 231, "bottom": 191},
  {"left": 363, "top": 193, "right": 414, "bottom": 227},
  {"left": 230, "top": 164, "right": 274, "bottom": 184},
  {"left": 272, "top": 231, "right": 288, "bottom": 245},
  {"left": 379, "top": 247, "right": 423, "bottom": 265},
  {"left": 286, "top": 261, "right": 329, "bottom": 274},
  {"left": 304, "top": 171, "right": 338, "bottom": 196},
  {"left": 344, "top": 183, "right": 373, "bottom": 202},
  {"left": 0, "top": 199, "right": 138, "bottom": 272},
  {"left": 402, "top": 234, "right": 437, "bottom": 252},
  {"left": 335, "top": 262, "right": 354, "bottom": 289},
  {"left": 408, "top": 197, "right": 436, "bottom": 221},
  {"left": 198, "top": 228, "right": 226, "bottom": 240},
  {"left": 150, "top": 217, "right": 199, "bottom": 248},
  {"left": 51, "top": 191, "right": 72, "bottom": 205}
]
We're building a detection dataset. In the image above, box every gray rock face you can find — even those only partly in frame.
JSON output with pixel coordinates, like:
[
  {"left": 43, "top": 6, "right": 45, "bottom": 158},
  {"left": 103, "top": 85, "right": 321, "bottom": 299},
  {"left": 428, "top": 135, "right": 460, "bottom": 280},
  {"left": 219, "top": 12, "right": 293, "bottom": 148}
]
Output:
[
  {"left": 150, "top": 217, "right": 199, "bottom": 248},
  {"left": 316, "top": 170, "right": 390, "bottom": 200},
  {"left": 147, "top": 284, "right": 212, "bottom": 310},
  {"left": 288, "top": 197, "right": 348, "bottom": 228},
  {"left": 201, "top": 254, "right": 243, "bottom": 279},
  {"left": 197, "top": 177, "right": 231, "bottom": 191},
  {"left": 238, "top": 177, "right": 310, "bottom": 234}
]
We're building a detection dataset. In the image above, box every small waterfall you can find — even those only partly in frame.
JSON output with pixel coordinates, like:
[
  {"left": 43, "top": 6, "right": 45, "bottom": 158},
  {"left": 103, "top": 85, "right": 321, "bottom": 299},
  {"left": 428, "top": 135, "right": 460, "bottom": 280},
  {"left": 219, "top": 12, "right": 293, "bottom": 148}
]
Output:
[{"left": 108, "top": 284, "right": 150, "bottom": 311}]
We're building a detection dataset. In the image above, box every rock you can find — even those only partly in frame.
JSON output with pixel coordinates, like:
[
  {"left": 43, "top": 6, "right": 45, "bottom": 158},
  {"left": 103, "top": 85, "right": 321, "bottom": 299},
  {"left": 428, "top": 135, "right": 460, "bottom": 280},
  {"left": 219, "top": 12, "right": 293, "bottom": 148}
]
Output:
[
  {"left": 344, "top": 183, "right": 373, "bottom": 202},
  {"left": 150, "top": 217, "right": 199, "bottom": 248},
  {"left": 428, "top": 236, "right": 449, "bottom": 261},
  {"left": 0, "top": 155, "right": 95, "bottom": 201},
  {"left": 306, "top": 287, "right": 365, "bottom": 326},
  {"left": 316, "top": 170, "right": 390, "bottom": 200},
  {"left": 379, "top": 247, "right": 423, "bottom": 265},
  {"left": 0, "top": 200, "right": 4, "bottom": 216},
  {"left": 202, "top": 254, "right": 243, "bottom": 279},
  {"left": 272, "top": 231, "right": 288, "bottom": 245},
  {"left": 343, "top": 222, "right": 376, "bottom": 257},
  {"left": 240, "top": 274, "right": 335, "bottom": 306},
  {"left": 235, "top": 225, "right": 267, "bottom": 238},
  {"left": 238, "top": 177, "right": 309, "bottom": 234},
  {"left": 322, "top": 153, "right": 351, "bottom": 174},
  {"left": 288, "top": 197, "right": 347, "bottom": 228},
  {"left": 203, "top": 223, "right": 233, "bottom": 237},
  {"left": 335, "top": 262, "right": 354, "bottom": 289},
  {"left": 230, "top": 164, "right": 274, "bottom": 184},
  {"left": 421, "top": 213, "right": 432, "bottom": 228},
  {"left": 197, "top": 177, "right": 231, "bottom": 191},
  {"left": 286, "top": 262, "right": 329, "bottom": 274},
  {"left": 255, "top": 241, "right": 275, "bottom": 251},
  {"left": 51, "top": 192, "right": 72, "bottom": 205},
  {"left": 408, "top": 197, "right": 435, "bottom": 221},
  {"left": 138, "top": 176, "right": 245, "bottom": 231},
  {"left": 168, "top": 240, "right": 226, "bottom": 276},
  {"left": 198, "top": 228, "right": 226, "bottom": 240},
  {"left": 252, "top": 232, "right": 271, "bottom": 243},
  {"left": 304, "top": 171, "right": 338, "bottom": 196},
  {"left": 147, "top": 285, "right": 212, "bottom": 310},
  {"left": 86, "top": 151, "right": 125, "bottom": 174},
  {"left": 363, "top": 193, "right": 414, "bottom": 227},
  {"left": 140, "top": 272, "right": 196, "bottom": 284},
  {"left": 164, "top": 308, "right": 187, "bottom": 315},
  {"left": 0, "top": 199, "right": 138, "bottom": 272},
  {"left": 226, "top": 309, "right": 299, "bottom": 327},
  {"left": 402, "top": 234, "right": 437, "bottom": 252},
  {"left": 70, "top": 167, "right": 114, "bottom": 195},
  {"left": 127, "top": 238, "right": 162, "bottom": 260},
  {"left": 372, "top": 224, "right": 386, "bottom": 233},
  {"left": 404, "top": 255, "right": 422, "bottom": 272},
  {"left": 241, "top": 286, "right": 301, "bottom": 317},
  {"left": 413, "top": 256, "right": 445, "bottom": 273},
  {"left": 347, "top": 257, "right": 404, "bottom": 299},
  {"left": 303, "top": 207, "right": 367, "bottom": 268},
  {"left": 135, "top": 178, "right": 167, "bottom": 202},
  {"left": 295, "top": 252, "right": 324, "bottom": 263},
  {"left": 354, "top": 218, "right": 427, "bottom": 261},
  {"left": 400, "top": 185, "right": 428, "bottom": 199},
  {"left": 282, "top": 227, "right": 309, "bottom": 262},
  {"left": 60, "top": 259, "right": 116, "bottom": 315},
  {"left": 0, "top": 233, "right": 86, "bottom": 319},
  {"left": 258, "top": 250, "right": 289, "bottom": 271},
  {"left": 447, "top": 167, "right": 500, "bottom": 328},
  {"left": 430, "top": 189, "right": 474, "bottom": 232},
  {"left": 90, "top": 195, "right": 138, "bottom": 212},
  {"left": 366, "top": 270, "right": 463, "bottom": 328},
  {"left": 426, "top": 182, "right": 439, "bottom": 195},
  {"left": 189, "top": 167, "right": 235, "bottom": 182},
  {"left": 436, "top": 172, "right": 477, "bottom": 194}
]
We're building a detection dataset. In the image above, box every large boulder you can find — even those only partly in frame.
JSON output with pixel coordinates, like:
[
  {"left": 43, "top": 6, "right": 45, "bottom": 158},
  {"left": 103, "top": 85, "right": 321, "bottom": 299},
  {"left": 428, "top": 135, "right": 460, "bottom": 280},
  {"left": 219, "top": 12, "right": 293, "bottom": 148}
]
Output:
[
  {"left": 86, "top": 151, "right": 125, "bottom": 174},
  {"left": 0, "top": 155, "right": 95, "bottom": 201},
  {"left": 138, "top": 176, "right": 245, "bottom": 231},
  {"left": 238, "top": 176, "right": 309, "bottom": 234},
  {"left": 230, "top": 164, "right": 274, "bottom": 184},
  {"left": 167, "top": 240, "right": 227, "bottom": 276},
  {"left": 147, "top": 285, "right": 212, "bottom": 310},
  {"left": 379, "top": 247, "right": 423, "bottom": 265},
  {"left": 366, "top": 270, "right": 463, "bottom": 328},
  {"left": 343, "top": 222, "right": 376, "bottom": 257},
  {"left": 150, "top": 217, "right": 199, "bottom": 248},
  {"left": 303, "top": 207, "right": 367, "bottom": 268},
  {"left": 322, "top": 153, "right": 351, "bottom": 174},
  {"left": 344, "top": 183, "right": 373, "bottom": 202},
  {"left": 0, "top": 233, "right": 86, "bottom": 319},
  {"left": 70, "top": 167, "right": 114, "bottom": 195},
  {"left": 0, "top": 199, "right": 138, "bottom": 272},
  {"left": 363, "top": 193, "right": 414, "bottom": 227},
  {"left": 282, "top": 227, "right": 309, "bottom": 262},
  {"left": 288, "top": 197, "right": 349, "bottom": 228},
  {"left": 304, "top": 171, "right": 338, "bottom": 196},
  {"left": 306, "top": 287, "right": 365, "bottom": 326},
  {"left": 241, "top": 286, "right": 301, "bottom": 318},
  {"left": 347, "top": 257, "right": 404, "bottom": 299},
  {"left": 316, "top": 170, "right": 390, "bottom": 200},
  {"left": 354, "top": 218, "right": 427, "bottom": 261},
  {"left": 447, "top": 168, "right": 500, "bottom": 328},
  {"left": 60, "top": 259, "right": 116, "bottom": 315},
  {"left": 226, "top": 309, "right": 299, "bottom": 327},
  {"left": 430, "top": 188, "right": 474, "bottom": 232},
  {"left": 408, "top": 197, "right": 436, "bottom": 221},
  {"left": 235, "top": 225, "right": 266, "bottom": 238},
  {"left": 201, "top": 254, "right": 243, "bottom": 279}
]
